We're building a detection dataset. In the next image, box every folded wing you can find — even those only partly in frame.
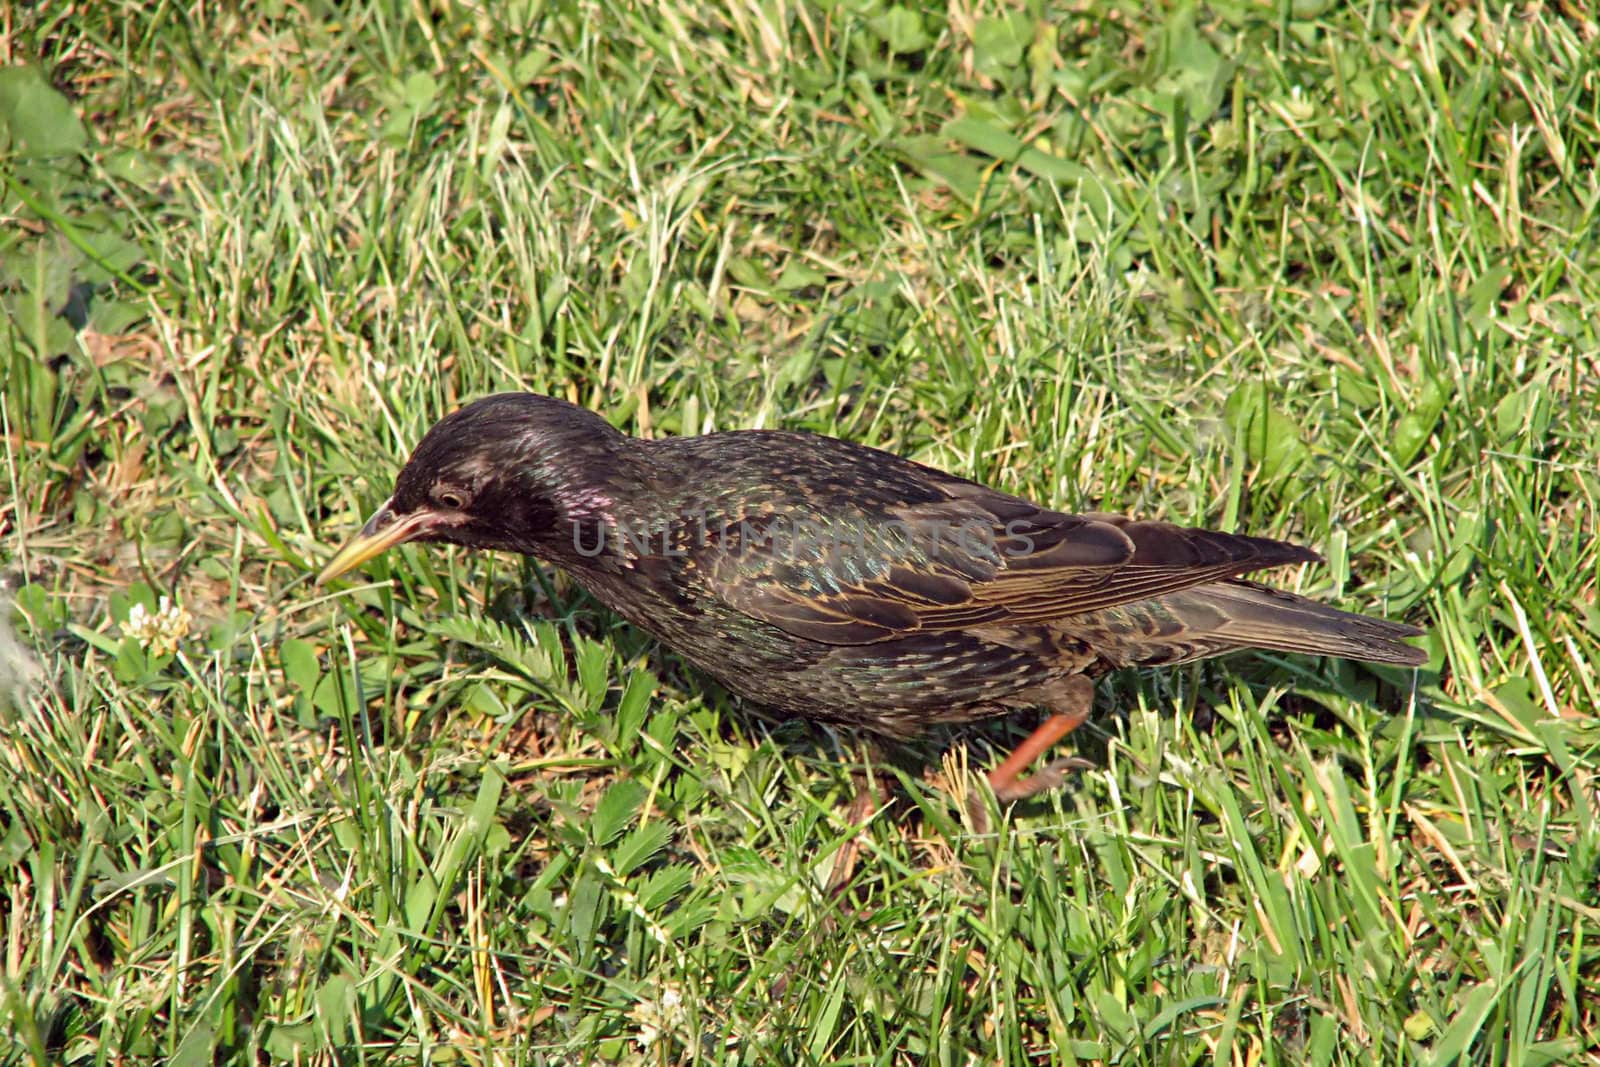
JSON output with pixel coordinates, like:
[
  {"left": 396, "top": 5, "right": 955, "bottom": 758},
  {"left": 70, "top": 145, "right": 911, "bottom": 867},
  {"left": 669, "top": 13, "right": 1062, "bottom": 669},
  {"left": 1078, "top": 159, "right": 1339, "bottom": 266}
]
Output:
[{"left": 698, "top": 477, "right": 1327, "bottom": 646}]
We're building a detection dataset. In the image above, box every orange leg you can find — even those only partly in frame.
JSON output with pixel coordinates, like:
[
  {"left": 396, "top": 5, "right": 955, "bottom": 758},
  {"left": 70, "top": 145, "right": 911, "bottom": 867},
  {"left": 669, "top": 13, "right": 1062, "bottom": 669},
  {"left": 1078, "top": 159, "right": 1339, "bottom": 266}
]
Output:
[
  {"left": 823, "top": 777, "right": 880, "bottom": 898},
  {"left": 985, "top": 674, "right": 1095, "bottom": 803}
]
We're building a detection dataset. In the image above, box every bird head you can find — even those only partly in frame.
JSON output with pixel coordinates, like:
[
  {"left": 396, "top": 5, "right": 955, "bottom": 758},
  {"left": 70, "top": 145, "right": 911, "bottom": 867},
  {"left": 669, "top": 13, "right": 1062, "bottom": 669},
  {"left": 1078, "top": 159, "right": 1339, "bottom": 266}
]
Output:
[{"left": 316, "top": 393, "right": 627, "bottom": 583}]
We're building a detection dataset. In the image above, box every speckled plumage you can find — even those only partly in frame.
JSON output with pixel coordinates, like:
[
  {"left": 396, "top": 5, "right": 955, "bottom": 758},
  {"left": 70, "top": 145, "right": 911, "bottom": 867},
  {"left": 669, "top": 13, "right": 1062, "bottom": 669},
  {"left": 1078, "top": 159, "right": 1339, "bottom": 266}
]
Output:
[{"left": 320, "top": 393, "right": 1425, "bottom": 782}]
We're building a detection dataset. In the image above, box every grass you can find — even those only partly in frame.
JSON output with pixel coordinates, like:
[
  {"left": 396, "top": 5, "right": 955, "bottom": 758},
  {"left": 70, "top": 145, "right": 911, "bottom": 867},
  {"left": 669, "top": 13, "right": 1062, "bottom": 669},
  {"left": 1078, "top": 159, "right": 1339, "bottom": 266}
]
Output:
[{"left": 2, "top": 0, "right": 1597, "bottom": 1062}]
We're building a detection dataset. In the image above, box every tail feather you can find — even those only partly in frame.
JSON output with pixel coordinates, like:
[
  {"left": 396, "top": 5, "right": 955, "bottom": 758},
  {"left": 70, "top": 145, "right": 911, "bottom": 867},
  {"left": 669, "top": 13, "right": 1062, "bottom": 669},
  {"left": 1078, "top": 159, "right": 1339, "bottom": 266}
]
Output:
[{"left": 1161, "top": 579, "right": 1426, "bottom": 666}]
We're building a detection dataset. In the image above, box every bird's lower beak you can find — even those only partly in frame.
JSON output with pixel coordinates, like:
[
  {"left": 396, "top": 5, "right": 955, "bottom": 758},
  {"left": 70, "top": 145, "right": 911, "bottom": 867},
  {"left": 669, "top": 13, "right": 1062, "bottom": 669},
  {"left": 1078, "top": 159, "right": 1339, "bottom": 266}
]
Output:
[{"left": 316, "top": 499, "right": 439, "bottom": 584}]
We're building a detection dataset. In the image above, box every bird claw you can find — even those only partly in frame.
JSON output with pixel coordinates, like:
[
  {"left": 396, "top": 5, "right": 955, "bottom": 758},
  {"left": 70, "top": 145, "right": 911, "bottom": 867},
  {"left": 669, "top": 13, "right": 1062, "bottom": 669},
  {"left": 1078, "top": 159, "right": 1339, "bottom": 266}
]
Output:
[
  {"left": 967, "top": 755, "right": 1094, "bottom": 833},
  {"left": 992, "top": 755, "right": 1094, "bottom": 803}
]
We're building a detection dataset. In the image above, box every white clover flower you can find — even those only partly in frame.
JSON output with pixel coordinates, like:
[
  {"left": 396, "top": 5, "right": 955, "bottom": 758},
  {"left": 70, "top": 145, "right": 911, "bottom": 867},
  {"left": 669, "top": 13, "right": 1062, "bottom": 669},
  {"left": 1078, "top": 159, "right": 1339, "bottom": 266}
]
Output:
[
  {"left": 123, "top": 596, "right": 192, "bottom": 657},
  {"left": 630, "top": 984, "right": 685, "bottom": 1050},
  {"left": 1283, "top": 85, "right": 1315, "bottom": 123},
  {"left": 0, "top": 596, "right": 43, "bottom": 707}
]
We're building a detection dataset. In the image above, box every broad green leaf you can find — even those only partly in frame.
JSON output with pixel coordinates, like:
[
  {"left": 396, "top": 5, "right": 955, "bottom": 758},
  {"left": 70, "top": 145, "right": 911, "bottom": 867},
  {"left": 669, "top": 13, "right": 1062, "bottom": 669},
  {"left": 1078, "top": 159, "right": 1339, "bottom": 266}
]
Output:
[
  {"left": 0, "top": 66, "right": 88, "bottom": 158},
  {"left": 1223, "top": 380, "right": 1310, "bottom": 480}
]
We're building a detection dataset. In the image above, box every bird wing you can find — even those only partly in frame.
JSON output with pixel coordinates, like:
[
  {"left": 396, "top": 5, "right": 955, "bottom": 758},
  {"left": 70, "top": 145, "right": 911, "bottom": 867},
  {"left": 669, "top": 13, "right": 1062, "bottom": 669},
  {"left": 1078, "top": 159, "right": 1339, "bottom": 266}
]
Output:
[{"left": 695, "top": 475, "right": 1321, "bottom": 646}]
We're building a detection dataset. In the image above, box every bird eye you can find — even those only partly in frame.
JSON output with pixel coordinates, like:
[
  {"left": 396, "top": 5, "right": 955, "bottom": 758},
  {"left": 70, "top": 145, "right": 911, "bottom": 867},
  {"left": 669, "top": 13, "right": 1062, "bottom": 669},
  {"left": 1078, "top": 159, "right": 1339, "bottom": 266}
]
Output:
[{"left": 433, "top": 487, "right": 470, "bottom": 509}]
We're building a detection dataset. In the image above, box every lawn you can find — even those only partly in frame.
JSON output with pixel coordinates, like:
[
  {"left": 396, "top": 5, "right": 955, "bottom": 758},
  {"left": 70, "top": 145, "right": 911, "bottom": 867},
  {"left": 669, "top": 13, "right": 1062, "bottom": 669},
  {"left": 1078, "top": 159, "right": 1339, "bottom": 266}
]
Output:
[{"left": 2, "top": 1, "right": 1597, "bottom": 1063}]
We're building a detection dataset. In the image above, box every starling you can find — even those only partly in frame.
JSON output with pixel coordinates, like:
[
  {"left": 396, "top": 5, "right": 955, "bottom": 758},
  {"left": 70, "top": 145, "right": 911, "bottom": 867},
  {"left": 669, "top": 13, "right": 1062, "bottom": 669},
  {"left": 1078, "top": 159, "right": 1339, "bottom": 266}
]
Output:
[{"left": 318, "top": 393, "right": 1425, "bottom": 802}]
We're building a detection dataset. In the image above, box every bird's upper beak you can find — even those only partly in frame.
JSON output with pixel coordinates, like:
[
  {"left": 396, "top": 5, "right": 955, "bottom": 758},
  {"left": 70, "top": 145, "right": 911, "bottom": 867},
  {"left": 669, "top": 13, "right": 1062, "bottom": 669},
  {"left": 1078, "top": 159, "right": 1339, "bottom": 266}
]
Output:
[{"left": 316, "top": 499, "right": 442, "bottom": 584}]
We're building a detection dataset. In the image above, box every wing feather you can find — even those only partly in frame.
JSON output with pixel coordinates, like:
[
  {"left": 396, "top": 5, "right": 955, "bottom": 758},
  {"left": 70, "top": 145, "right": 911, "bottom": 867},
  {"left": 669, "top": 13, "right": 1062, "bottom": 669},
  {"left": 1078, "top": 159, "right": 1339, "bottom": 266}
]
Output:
[{"left": 697, "top": 469, "right": 1321, "bottom": 646}]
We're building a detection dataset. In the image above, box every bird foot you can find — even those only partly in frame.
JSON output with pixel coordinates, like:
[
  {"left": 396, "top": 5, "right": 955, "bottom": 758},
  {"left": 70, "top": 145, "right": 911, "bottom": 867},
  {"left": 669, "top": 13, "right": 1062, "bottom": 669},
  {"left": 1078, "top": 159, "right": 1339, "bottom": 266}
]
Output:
[
  {"left": 968, "top": 676, "right": 1095, "bottom": 833},
  {"left": 991, "top": 755, "right": 1095, "bottom": 803},
  {"left": 967, "top": 755, "right": 1094, "bottom": 833}
]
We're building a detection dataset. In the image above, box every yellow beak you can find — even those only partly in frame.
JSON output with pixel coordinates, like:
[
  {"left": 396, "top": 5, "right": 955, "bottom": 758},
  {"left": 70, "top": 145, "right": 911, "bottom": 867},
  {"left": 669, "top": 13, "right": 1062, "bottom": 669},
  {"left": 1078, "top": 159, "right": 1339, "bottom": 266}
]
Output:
[{"left": 316, "top": 499, "right": 441, "bottom": 584}]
